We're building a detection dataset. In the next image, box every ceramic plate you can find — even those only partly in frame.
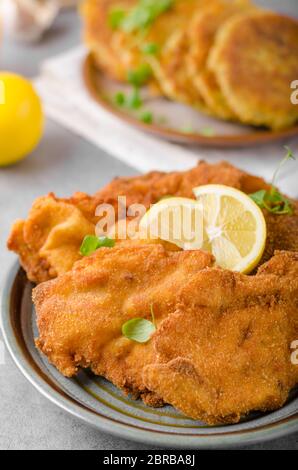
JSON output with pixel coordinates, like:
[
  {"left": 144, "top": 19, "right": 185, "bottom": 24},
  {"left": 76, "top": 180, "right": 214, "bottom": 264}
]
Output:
[
  {"left": 83, "top": 54, "right": 298, "bottom": 149},
  {"left": 1, "top": 262, "right": 298, "bottom": 448}
]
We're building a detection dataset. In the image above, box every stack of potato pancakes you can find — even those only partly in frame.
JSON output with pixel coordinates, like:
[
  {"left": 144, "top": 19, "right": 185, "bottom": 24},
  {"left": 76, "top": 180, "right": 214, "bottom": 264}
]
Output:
[{"left": 81, "top": 0, "right": 298, "bottom": 130}]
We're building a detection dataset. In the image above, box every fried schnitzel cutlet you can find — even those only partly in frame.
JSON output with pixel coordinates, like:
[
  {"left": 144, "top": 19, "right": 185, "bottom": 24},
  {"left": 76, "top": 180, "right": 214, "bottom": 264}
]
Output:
[
  {"left": 143, "top": 251, "right": 298, "bottom": 423},
  {"left": 8, "top": 161, "right": 298, "bottom": 284},
  {"left": 145, "top": 0, "right": 209, "bottom": 109},
  {"left": 33, "top": 243, "right": 214, "bottom": 406},
  {"left": 81, "top": 1, "right": 298, "bottom": 130},
  {"left": 208, "top": 11, "right": 298, "bottom": 130},
  {"left": 187, "top": 0, "right": 254, "bottom": 120},
  {"left": 33, "top": 249, "right": 298, "bottom": 418},
  {"left": 81, "top": 0, "right": 139, "bottom": 82}
]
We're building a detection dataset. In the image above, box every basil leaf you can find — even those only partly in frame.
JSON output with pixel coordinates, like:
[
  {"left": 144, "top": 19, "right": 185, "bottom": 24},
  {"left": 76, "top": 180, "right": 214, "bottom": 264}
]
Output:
[
  {"left": 268, "top": 194, "right": 293, "bottom": 215},
  {"left": 80, "top": 235, "right": 115, "bottom": 256},
  {"left": 122, "top": 318, "right": 156, "bottom": 343},
  {"left": 250, "top": 189, "right": 293, "bottom": 215},
  {"left": 249, "top": 189, "right": 266, "bottom": 208}
]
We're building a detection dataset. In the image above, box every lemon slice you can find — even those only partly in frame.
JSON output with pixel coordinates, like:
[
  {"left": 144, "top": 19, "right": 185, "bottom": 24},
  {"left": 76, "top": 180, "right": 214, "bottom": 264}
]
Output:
[
  {"left": 193, "top": 184, "right": 267, "bottom": 273},
  {"left": 139, "top": 197, "right": 204, "bottom": 250}
]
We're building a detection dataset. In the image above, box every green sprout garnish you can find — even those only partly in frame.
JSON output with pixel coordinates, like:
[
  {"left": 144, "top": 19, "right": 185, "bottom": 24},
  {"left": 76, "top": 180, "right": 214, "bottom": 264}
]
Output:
[
  {"left": 127, "top": 87, "right": 143, "bottom": 109},
  {"left": 181, "top": 125, "right": 194, "bottom": 134},
  {"left": 122, "top": 304, "right": 156, "bottom": 343},
  {"left": 200, "top": 127, "right": 215, "bottom": 137},
  {"left": 141, "top": 42, "right": 159, "bottom": 55},
  {"left": 250, "top": 146, "right": 296, "bottom": 215},
  {"left": 114, "top": 91, "right": 126, "bottom": 107},
  {"left": 80, "top": 235, "right": 115, "bottom": 256},
  {"left": 118, "top": 0, "right": 174, "bottom": 33},
  {"left": 140, "top": 110, "right": 153, "bottom": 124},
  {"left": 127, "top": 63, "right": 152, "bottom": 87},
  {"left": 108, "top": 8, "right": 126, "bottom": 29}
]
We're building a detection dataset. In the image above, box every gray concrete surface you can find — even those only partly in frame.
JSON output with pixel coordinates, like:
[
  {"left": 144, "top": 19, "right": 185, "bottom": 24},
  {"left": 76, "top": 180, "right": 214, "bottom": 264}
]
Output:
[{"left": 0, "top": 4, "right": 297, "bottom": 450}]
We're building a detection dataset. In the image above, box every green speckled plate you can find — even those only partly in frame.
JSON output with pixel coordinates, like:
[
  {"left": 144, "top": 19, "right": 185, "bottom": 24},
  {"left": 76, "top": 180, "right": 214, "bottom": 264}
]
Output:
[{"left": 1, "top": 262, "right": 298, "bottom": 448}]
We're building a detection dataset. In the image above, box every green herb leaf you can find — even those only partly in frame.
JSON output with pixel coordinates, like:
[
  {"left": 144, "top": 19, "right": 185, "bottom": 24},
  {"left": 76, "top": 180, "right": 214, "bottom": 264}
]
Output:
[
  {"left": 114, "top": 91, "right": 126, "bottom": 107},
  {"left": 271, "top": 145, "right": 296, "bottom": 189},
  {"left": 127, "top": 64, "right": 152, "bottom": 87},
  {"left": 120, "top": 0, "right": 173, "bottom": 33},
  {"left": 181, "top": 125, "right": 194, "bottom": 134},
  {"left": 142, "top": 42, "right": 159, "bottom": 55},
  {"left": 140, "top": 110, "right": 153, "bottom": 124},
  {"left": 80, "top": 235, "right": 115, "bottom": 256},
  {"left": 200, "top": 127, "right": 215, "bottom": 137},
  {"left": 249, "top": 146, "right": 296, "bottom": 215},
  {"left": 108, "top": 8, "right": 126, "bottom": 29},
  {"left": 249, "top": 189, "right": 267, "bottom": 208},
  {"left": 127, "top": 87, "right": 143, "bottom": 109},
  {"left": 122, "top": 318, "right": 156, "bottom": 343}
]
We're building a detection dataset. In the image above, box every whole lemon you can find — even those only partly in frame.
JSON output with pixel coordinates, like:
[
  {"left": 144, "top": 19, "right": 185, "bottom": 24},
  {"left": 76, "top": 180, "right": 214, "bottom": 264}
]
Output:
[{"left": 0, "top": 73, "right": 44, "bottom": 166}]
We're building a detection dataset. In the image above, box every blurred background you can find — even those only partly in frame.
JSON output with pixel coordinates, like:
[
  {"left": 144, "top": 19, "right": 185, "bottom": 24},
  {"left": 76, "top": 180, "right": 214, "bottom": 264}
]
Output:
[{"left": 1, "top": 0, "right": 297, "bottom": 76}]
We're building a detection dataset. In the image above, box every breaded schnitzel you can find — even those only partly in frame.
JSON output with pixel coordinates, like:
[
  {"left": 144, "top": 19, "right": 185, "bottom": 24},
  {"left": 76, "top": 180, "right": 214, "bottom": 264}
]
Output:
[
  {"left": 8, "top": 161, "right": 298, "bottom": 283},
  {"left": 81, "top": 0, "right": 139, "bottom": 82},
  {"left": 143, "top": 251, "right": 298, "bottom": 423},
  {"left": 33, "top": 243, "right": 214, "bottom": 406},
  {"left": 187, "top": 0, "right": 254, "bottom": 119},
  {"left": 209, "top": 11, "right": 298, "bottom": 129},
  {"left": 33, "top": 249, "right": 298, "bottom": 418},
  {"left": 146, "top": 0, "right": 209, "bottom": 109}
]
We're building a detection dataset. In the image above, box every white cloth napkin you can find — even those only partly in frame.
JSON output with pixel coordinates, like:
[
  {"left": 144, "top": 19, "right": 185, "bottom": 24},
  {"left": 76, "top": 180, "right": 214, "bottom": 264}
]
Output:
[{"left": 34, "top": 46, "right": 298, "bottom": 196}]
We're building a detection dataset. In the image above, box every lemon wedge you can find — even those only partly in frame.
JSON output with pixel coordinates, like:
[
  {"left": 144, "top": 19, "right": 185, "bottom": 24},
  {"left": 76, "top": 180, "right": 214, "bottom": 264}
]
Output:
[
  {"left": 193, "top": 184, "right": 267, "bottom": 273},
  {"left": 139, "top": 197, "right": 204, "bottom": 250}
]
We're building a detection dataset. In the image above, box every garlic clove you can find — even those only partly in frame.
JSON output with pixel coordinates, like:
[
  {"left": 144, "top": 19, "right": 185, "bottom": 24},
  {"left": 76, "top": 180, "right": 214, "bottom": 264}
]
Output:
[{"left": 1, "top": 0, "right": 60, "bottom": 43}]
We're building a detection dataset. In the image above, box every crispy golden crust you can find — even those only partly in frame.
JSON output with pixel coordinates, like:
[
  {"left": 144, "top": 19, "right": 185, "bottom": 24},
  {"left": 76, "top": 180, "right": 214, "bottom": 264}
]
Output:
[
  {"left": 143, "top": 251, "right": 298, "bottom": 424},
  {"left": 33, "top": 249, "right": 298, "bottom": 419},
  {"left": 149, "top": 29, "right": 207, "bottom": 110},
  {"left": 209, "top": 11, "right": 298, "bottom": 130},
  {"left": 147, "top": 0, "right": 209, "bottom": 109},
  {"left": 81, "top": 1, "right": 298, "bottom": 129},
  {"left": 193, "top": 69, "right": 236, "bottom": 120},
  {"left": 188, "top": 0, "right": 253, "bottom": 75},
  {"left": 187, "top": 0, "right": 254, "bottom": 119},
  {"left": 8, "top": 161, "right": 270, "bottom": 283},
  {"left": 81, "top": 0, "right": 141, "bottom": 81},
  {"left": 33, "top": 243, "right": 214, "bottom": 405},
  {"left": 7, "top": 193, "right": 97, "bottom": 283},
  {"left": 9, "top": 160, "right": 298, "bottom": 284}
]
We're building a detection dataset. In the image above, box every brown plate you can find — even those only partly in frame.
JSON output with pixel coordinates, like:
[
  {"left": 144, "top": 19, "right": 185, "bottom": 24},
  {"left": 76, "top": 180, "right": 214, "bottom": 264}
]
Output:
[{"left": 83, "top": 53, "right": 298, "bottom": 148}]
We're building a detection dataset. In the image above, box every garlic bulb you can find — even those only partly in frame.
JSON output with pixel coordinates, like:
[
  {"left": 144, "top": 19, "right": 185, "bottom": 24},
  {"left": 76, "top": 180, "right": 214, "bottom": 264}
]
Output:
[{"left": 0, "top": 0, "right": 60, "bottom": 42}]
